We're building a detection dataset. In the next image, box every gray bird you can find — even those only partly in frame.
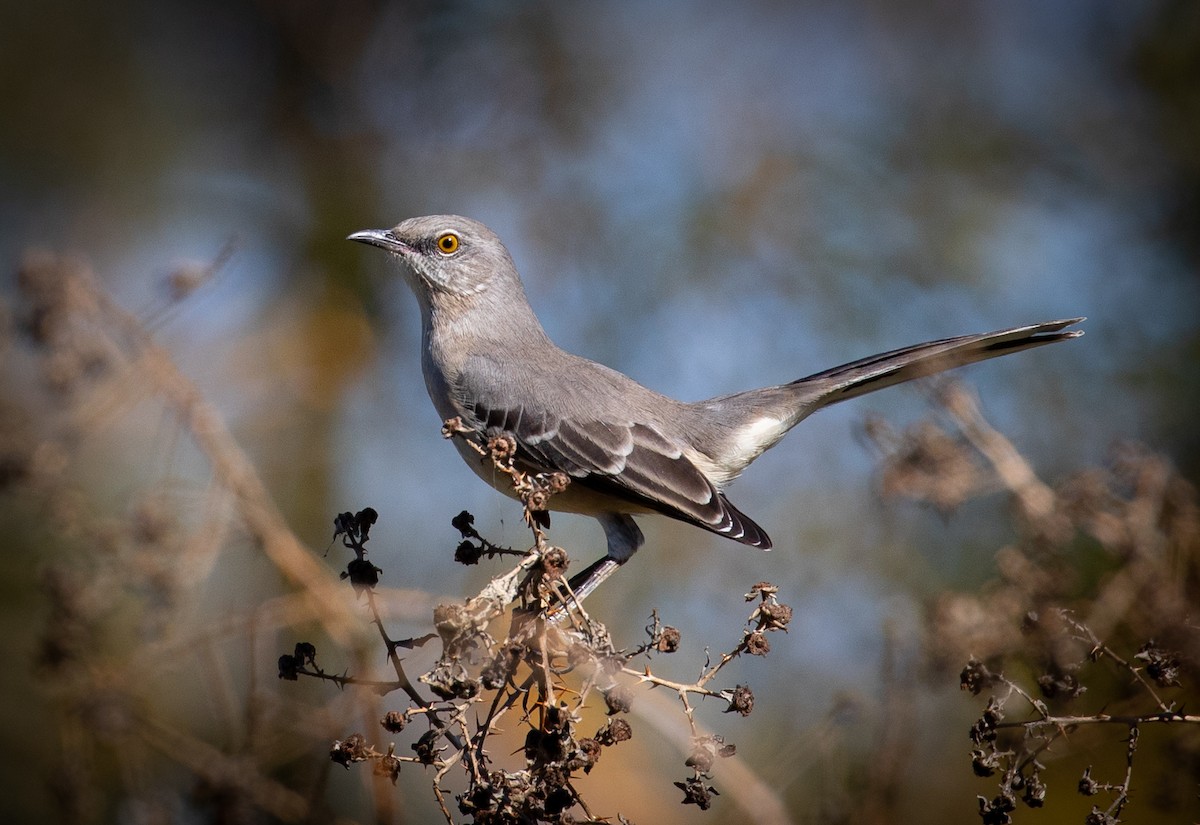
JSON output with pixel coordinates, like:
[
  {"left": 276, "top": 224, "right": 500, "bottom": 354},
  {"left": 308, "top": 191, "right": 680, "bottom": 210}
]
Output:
[{"left": 350, "top": 215, "right": 1082, "bottom": 599}]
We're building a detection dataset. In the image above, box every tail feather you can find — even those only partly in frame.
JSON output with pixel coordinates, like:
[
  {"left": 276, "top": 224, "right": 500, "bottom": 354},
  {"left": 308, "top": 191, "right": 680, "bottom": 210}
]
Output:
[
  {"left": 796, "top": 317, "right": 1084, "bottom": 406},
  {"left": 696, "top": 318, "right": 1083, "bottom": 479}
]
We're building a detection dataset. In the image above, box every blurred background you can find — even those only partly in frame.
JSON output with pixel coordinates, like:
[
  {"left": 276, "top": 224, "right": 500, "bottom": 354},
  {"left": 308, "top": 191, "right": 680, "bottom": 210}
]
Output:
[{"left": 2, "top": 1, "right": 1198, "bottom": 823}]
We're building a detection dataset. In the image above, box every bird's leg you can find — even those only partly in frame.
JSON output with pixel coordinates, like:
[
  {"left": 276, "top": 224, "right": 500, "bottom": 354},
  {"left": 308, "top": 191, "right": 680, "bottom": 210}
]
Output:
[
  {"left": 545, "top": 559, "right": 619, "bottom": 625},
  {"left": 550, "top": 513, "right": 643, "bottom": 616},
  {"left": 564, "top": 557, "right": 623, "bottom": 604}
]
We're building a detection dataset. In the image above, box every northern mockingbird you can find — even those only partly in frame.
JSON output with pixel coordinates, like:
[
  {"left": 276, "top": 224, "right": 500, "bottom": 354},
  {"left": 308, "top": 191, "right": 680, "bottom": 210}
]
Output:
[{"left": 350, "top": 215, "right": 1082, "bottom": 599}]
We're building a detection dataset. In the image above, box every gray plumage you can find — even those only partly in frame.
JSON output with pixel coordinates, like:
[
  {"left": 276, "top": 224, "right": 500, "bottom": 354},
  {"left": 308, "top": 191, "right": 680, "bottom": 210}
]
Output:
[{"left": 350, "top": 215, "right": 1082, "bottom": 596}]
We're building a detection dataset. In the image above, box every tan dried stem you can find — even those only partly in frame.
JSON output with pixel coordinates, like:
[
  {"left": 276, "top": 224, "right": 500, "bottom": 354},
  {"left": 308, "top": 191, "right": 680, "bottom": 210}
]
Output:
[{"left": 68, "top": 263, "right": 361, "bottom": 643}]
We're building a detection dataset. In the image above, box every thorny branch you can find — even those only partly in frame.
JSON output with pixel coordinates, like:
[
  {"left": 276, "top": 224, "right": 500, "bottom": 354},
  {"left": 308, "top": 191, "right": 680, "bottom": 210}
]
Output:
[
  {"left": 867, "top": 381, "right": 1200, "bottom": 825},
  {"left": 279, "top": 420, "right": 795, "bottom": 823}
]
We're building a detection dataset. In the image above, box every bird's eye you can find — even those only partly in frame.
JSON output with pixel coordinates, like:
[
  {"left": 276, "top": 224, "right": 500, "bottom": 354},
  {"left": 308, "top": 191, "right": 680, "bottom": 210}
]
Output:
[{"left": 435, "top": 233, "right": 460, "bottom": 255}]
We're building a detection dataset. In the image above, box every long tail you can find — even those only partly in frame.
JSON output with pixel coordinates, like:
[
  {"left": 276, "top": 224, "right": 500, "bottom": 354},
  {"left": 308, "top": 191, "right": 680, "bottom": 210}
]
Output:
[
  {"left": 696, "top": 317, "right": 1084, "bottom": 481},
  {"left": 786, "top": 316, "right": 1084, "bottom": 408}
]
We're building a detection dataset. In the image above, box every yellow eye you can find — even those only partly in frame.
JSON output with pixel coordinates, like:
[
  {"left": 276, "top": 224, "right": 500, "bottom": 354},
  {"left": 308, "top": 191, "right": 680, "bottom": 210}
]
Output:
[{"left": 436, "top": 232, "right": 460, "bottom": 255}]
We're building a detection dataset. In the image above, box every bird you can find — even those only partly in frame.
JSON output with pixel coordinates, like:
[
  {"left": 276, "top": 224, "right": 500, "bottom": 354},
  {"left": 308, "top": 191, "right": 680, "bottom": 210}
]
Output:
[{"left": 349, "top": 215, "right": 1082, "bottom": 600}]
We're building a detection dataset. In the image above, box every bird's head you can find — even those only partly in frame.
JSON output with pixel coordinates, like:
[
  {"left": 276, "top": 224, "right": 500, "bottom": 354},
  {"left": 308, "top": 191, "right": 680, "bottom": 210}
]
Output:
[{"left": 348, "top": 215, "right": 519, "bottom": 299}]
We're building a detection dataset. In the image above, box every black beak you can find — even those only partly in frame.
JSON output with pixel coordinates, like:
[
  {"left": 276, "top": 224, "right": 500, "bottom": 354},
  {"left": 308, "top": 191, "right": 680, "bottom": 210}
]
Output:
[{"left": 347, "top": 229, "right": 408, "bottom": 253}]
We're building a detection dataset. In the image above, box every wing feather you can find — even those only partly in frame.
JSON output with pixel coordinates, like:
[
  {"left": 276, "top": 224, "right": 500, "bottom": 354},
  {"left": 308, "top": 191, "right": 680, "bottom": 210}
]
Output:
[{"left": 469, "top": 401, "right": 771, "bottom": 548}]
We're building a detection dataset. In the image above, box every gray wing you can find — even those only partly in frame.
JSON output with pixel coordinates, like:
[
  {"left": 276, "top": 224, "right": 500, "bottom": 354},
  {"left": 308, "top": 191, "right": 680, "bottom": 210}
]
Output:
[{"left": 468, "top": 400, "right": 772, "bottom": 548}]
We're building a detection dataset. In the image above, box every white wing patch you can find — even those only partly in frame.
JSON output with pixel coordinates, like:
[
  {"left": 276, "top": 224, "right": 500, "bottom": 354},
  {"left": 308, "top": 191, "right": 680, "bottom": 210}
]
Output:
[
  {"left": 694, "top": 415, "right": 789, "bottom": 485},
  {"left": 735, "top": 415, "right": 787, "bottom": 455}
]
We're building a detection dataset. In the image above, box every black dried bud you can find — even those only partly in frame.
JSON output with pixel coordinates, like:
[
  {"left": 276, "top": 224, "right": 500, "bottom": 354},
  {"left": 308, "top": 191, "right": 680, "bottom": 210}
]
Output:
[
  {"left": 745, "top": 630, "right": 771, "bottom": 656},
  {"left": 544, "top": 472, "right": 570, "bottom": 494},
  {"left": 686, "top": 746, "right": 714, "bottom": 773},
  {"left": 342, "top": 558, "right": 381, "bottom": 591},
  {"left": 457, "top": 779, "right": 497, "bottom": 816},
  {"left": 333, "top": 508, "right": 377, "bottom": 544},
  {"left": 355, "top": 507, "right": 377, "bottom": 535},
  {"left": 674, "top": 776, "right": 720, "bottom": 810},
  {"left": 432, "top": 603, "right": 471, "bottom": 647},
  {"left": 744, "top": 580, "right": 772, "bottom": 599},
  {"left": 1037, "top": 669, "right": 1086, "bottom": 701},
  {"left": 526, "top": 489, "right": 550, "bottom": 512},
  {"left": 595, "top": 718, "right": 633, "bottom": 746},
  {"left": 576, "top": 737, "right": 602, "bottom": 773},
  {"left": 745, "top": 581, "right": 778, "bottom": 600},
  {"left": 724, "top": 684, "right": 754, "bottom": 716},
  {"left": 543, "top": 702, "right": 569, "bottom": 733},
  {"left": 541, "top": 763, "right": 569, "bottom": 789},
  {"left": 381, "top": 710, "right": 407, "bottom": 733},
  {"left": 524, "top": 729, "right": 560, "bottom": 764},
  {"left": 332, "top": 511, "right": 355, "bottom": 540},
  {"left": 960, "top": 659, "right": 997, "bottom": 696},
  {"left": 969, "top": 718, "right": 996, "bottom": 745},
  {"left": 374, "top": 750, "right": 401, "bottom": 785},
  {"left": 454, "top": 540, "right": 483, "bottom": 565},
  {"left": 421, "top": 660, "right": 480, "bottom": 700},
  {"left": 441, "top": 416, "right": 471, "bottom": 438},
  {"left": 685, "top": 735, "right": 733, "bottom": 773},
  {"left": 1078, "top": 766, "right": 1099, "bottom": 796},
  {"left": 331, "top": 733, "right": 370, "bottom": 768},
  {"left": 982, "top": 696, "right": 1005, "bottom": 728},
  {"left": 293, "top": 642, "right": 317, "bottom": 665},
  {"left": 412, "top": 729, "right": 442, "bottom": 765},
  {"left": 277, "top": 654, "right": 300, "bottom": 681},
  {"left": 540, "top": 546, "right": 569, "bottom": 579},
  {"left": 604, "top": 684, "right": 634, "bottom": 715},
  {"left": 1022, "top": 770, "right": 1046, "bottom": 808},
  {"left": 487, "top": 434, "right": 516, "bottom": 461},
  {"left": 977, "top": 793, "right": 1016, "bottom": 825},
  {"left": 1085, "top": 807, "right": 1118, "bottom": 825},
  {"left": 481, "top": 644, "right": 522, "bottom": 690},
  {"left": 971, "top": 747, "right": 1000, "bottom": 777},
  {"left": 544, "top": 785, "right": 574, "bottom": 817},
  {"left": 655, "top": 625, "right": 681, "bottom": 653},
  {"left": 758, "top": 601, "right": 793, "bottom": 630},
  {"left": 1135, "top": 641, "right": 1182, "bottom": 688},
  {"left": 451, "top": 510, "right": 477, "bottom": 537}
]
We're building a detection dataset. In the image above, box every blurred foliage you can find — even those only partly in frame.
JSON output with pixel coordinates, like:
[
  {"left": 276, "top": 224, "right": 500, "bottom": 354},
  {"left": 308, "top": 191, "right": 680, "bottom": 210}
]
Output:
[{"left": 2, "top": 1, "right": 1199, "bottom": 823}]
